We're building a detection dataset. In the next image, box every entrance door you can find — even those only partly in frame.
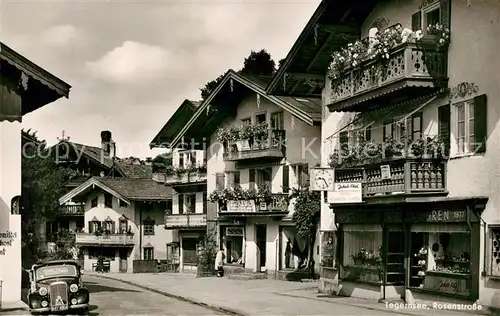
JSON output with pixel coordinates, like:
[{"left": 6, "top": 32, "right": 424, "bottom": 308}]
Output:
[
  {"left": 256, "top": 225, "right": 267, "bottom": 272},
  {"left": 386, "top": 230, "right": 405, "bottom": 285},
  {"left": 119, "top": 249, "right": 128, "bottom": 273}
]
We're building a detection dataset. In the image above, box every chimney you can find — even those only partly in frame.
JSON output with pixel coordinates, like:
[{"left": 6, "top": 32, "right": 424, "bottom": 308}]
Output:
[{"left": 100, "top": 131, "right": 116, "bottom": 158}]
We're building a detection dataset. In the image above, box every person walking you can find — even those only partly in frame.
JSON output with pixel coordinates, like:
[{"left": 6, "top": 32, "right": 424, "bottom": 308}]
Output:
[{"left": 215, "top": 249, "right": 225, "bottom": 277}]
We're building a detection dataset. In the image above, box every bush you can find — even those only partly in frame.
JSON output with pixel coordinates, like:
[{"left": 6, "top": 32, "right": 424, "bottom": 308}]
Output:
[{"left": 196, "top": 230, "right": 218, "bottom": 277}]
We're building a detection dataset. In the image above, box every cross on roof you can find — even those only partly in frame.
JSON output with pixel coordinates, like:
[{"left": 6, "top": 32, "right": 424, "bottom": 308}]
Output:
[{"left": 57, "top": 130, "right": 70, "bottom": 142}]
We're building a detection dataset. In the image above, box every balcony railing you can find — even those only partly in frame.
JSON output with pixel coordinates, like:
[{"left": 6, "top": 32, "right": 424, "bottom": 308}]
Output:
[
  {"left": 164, "top": 213, "right": 207, "bottom": 229},
  {"left": 58, "top": 204, "right": 85, "bottom": 216},
  {"left": 334, "top": 158, "right": 447, "bottom": 198},
  {"left": 75, "top": 233, "right": 135, "bottom": 246},
  {"left": 153, "top": 165, "right": 207, "bottom": 185},
  {"left": 218, "top": 193, "right": 289, "bottom": 214},
  {"left": 223, "top": 129, "right": 286, "bottom": 162},
  {"left": 329, "top": 42, "right": 447, "bottom": 112}
]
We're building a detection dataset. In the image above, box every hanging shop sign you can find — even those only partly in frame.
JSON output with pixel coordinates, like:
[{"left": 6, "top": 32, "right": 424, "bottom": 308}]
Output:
[
  {"left": 380, "top": 165, "right": 391, "bottom": 180},
  {"left": 327, "top": 183, "right": 362, "bottom": 204}
]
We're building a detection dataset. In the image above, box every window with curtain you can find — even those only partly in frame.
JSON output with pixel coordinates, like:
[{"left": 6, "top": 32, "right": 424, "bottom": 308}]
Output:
[
  {"left": 342, "top": 225, "right": 383, "bottom": 268},
  {"left": 249, "top": 169, "right": 256, "bottom": 190},
  {"left": 256, "top": 168, "right": 272, "bottom": 189},
  {"left": 178, "top": 194, "right": 184, "bottom": 214},
  {"left": 271, "top": 112, "right": 284, "bottom": 130},
  {"left": 185, "top": 194, "right": 196, "bottom": 213}
]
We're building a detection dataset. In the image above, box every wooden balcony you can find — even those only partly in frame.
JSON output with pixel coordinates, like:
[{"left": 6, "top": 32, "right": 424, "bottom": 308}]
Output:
[
  {"left": 218, "top": 193, "right": 289, "bottom": 217},
  {"left": 58, "top": 204, "right": 84, "bottom": 216},
  {"left": 75, "top": 233, "right": 135, "bottom": 247},
  {"left": 329, "top": 42, "right": 448, "bottom": 112},
  {"left": 334, "top": 158, "right": 447, "bottom": 200},
  {"left": 164, "top": 213, "right": 207, "bottom": 229},
  {"left": 223, "top": 130, "right": 286, "bottom": 162},
  {"left": 153, "top": 167, "right": 207, "bottom": 186}
]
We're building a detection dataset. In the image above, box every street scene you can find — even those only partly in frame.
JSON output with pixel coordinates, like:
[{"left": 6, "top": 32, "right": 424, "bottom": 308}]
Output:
[{"left": 1, "top": 0, "right": 500, "bottom": 315}]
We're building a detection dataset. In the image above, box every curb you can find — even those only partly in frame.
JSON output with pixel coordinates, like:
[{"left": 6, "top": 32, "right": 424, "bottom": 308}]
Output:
[
  {"left": 0, "top": 301, "right": 29, "bottom": 313},
  {"left": 87, "top": 273, "right": 245, "bottom": 316}
]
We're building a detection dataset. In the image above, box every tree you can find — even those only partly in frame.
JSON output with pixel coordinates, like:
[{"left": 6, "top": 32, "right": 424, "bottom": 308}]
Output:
[
  {"left": 200, "top": 74, "right": 225, "bottom": 101},
  {"left": 22, "top": 133, "right": 73, "bottom": 264},
  {"left": 241, "top": 49, "right": 276, "bottom": 76},
  {"left": 289, "top": 186, "right": 321, "bottom": 278},
  {"left": 200, "top": 49, "right": 278, "bottom": 100},
  {"left": 278, "top": 58, "right": 286, "bottom": 69}
]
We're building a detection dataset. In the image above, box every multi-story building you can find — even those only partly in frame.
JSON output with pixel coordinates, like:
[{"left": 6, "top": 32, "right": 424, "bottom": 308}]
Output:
[
  {"left": 270, "top": 0, "right": 500, "bottom": 309},
  {"left": 58, "top": 176, "right": 171, "bottom": 273},
  {"left": 150, "top": 99, "right": 208, "bottom": 273},
  {"left": 0, "top": 42, "right": 71, "bottom": 304},
  {"left": 43, "top": 131, "right": 152, "bottom": 247},
  {"left": 167, "top": 70, "right": 322, "bottom": 278}
]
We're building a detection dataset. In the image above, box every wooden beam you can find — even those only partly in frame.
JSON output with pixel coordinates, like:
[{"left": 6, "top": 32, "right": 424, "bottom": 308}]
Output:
[
  {"left": 306, "top": 32, "right": 335, "bottom": 72},
  {"left": 319, "top": 24, "right": 359, "bottom": 35},
  {"left": 288, "top": 72, "right": 325, "bottom": 81}
]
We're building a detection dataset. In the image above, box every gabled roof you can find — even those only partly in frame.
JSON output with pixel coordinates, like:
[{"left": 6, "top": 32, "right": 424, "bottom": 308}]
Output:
[
  {"left": 53, "top": 140, "right": 118, "bottom": 171},
  {"left": 59, "top": 177, "right": 172, "bottom": 205},
  {"left": 266, "top": 0, "right": 377, "bottom": 97},
  {"left": 0, "top": 42, "right": 71, "bottom": 117},
  {"left": 113, "top": 161, "right": 152, "bottom": 179},
  {"left": 149, "top": 99, "right": 200, "bottom": 149},
  {"left": 169, "top": 70, "right": 322, "bottom": 148}
]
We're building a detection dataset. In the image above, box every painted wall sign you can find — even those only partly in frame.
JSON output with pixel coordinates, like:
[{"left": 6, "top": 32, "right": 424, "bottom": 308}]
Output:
[
  {"left": 426, "top": 210, "right": 466, "bottom": 222},
  {"left": 227, "top": 200, "right": 256, "bottom": 213},
  {"left": 424, "top": 273, "right": 469, "bottom": 296},
  {"left": 380, "top": 165, "right": 391, "bottom": 180},
  {"left": 328, "top": 183, "right": 362, "bottom": 204}
]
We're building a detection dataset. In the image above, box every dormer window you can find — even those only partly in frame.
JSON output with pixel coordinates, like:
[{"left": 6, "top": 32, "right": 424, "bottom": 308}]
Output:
[{"left": 104, "top": 193, "right": 113, "bottom": 208}]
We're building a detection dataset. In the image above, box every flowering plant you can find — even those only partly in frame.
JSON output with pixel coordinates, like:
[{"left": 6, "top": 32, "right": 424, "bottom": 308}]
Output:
[
  {"left": 239, "top": 124, "right": 254, "bottom": 139},
  {"left": 426, "top": 23, "right": 450, "bottom": 47},
  {"left": 216, "top": 128, "right": 231, "bottom": 143}
]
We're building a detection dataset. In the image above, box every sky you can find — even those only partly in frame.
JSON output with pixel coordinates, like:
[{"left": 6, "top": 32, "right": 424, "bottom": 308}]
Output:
[{"left": 2, "top": 0, "right": 320, "bottom": 159}]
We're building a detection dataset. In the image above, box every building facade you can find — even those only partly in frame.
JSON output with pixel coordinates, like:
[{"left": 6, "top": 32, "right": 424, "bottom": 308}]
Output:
[
  {"left": 58, "top": 177, "right": 171, "bottom": 273},
  {"left": 168, "top": 70, "right": 322, "bottom": 278},
  {"left": 0, "top": 42, "right": 71, "bottom": 304},
  {"left": 270, "top": 0, "right": 500, "bottom": 309}
]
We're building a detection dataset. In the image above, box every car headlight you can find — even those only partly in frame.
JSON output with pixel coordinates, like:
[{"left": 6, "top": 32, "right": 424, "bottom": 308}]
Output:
[
  {"left": 41, "top": 300, "right": 48, "bottom": 307},
  {"left": 70, "top": 283, "right": 78, "bottom": 293},
  {"left": 38, "top": 287, "right": 48, "bottom": 296}
]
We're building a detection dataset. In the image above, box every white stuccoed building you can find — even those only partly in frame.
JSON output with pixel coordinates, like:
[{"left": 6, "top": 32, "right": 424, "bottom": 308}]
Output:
[{"left": 0, "top": 42, "right": 71, "bottom": 305}]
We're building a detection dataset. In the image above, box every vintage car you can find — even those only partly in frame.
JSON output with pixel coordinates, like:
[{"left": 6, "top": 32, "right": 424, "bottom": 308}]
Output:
[{"left": 27, "top": 260, "right": 89, "bottom": 314}]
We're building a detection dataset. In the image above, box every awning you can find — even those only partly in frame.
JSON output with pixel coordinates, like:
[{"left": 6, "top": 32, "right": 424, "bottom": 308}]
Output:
[{"left": 326, "top": 93, "right": 441, "bottom": 139}]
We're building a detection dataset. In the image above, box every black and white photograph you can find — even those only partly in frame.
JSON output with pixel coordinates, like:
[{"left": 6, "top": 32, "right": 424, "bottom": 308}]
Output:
[{"left": 0, "top": 0, "right": 497, "bottom": 315}]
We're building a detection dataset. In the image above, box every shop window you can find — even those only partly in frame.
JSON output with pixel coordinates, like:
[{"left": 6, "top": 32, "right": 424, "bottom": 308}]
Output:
[
  {"left": 143, "top": 219, "right": 155, "bottom": 236},
  {"left": 91, "top": 197, "right": 98, "bottom": 208},
  {"left": 222, "top": 227, "right": 244, "bottom": 265},
  {"left": 144, "top": 247, "right": 154, "bottom": 260},
  {"left": 182, "top": 238, "right": 198, "bottom": 265},
  {"left": 489, "top": 227, "right": 500, "bottom": 276},
  {"left": 342, "top": 225, "right": 384, "bottom": 284},
  {"left": 408, "top": 229, "right": 471, "bottom": 297}
]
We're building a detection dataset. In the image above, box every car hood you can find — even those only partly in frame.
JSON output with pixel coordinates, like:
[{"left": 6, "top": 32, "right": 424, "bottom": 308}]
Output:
[{"left": 37, "top": 277, "right": 79, "bottom": 285}]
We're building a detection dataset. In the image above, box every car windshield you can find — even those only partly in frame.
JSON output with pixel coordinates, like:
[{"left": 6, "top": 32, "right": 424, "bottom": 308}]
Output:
[{"left": 35, "top": 265, "right": 77, "bottom": 280}]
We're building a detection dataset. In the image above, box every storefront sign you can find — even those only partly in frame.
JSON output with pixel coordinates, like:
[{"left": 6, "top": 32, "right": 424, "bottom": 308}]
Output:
[
  {"left": 328, "top": 183, "right": 362, "bottom": 204},
  {"left": 380, "top": 165, "right": 391, "bottom": 180},
  {"left": 424, "top": 272, "right": 469, "bottom": 296},
  {"left": 259, "top": 202, "right": 267, "bottom": 211},
  {"left": 426, "top": 210, "right": 466, "bottom": 222},
  {"left": 227, "top": 200, "right": 256, "bottom": 213}
]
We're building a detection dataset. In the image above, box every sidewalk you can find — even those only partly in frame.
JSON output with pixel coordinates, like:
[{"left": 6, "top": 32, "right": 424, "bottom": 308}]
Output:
[
  {"left": 0, "top": 300, "right": 28, "bottom": 313},
  {"left": 86, "top": 271, "right": 485, "bottom": 316}
]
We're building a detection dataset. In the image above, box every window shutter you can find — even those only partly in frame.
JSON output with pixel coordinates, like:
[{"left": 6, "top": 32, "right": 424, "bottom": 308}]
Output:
[
  {"left": 474, "top": 94, "right": 487, "bottom": 153},
  {"left": 179, "top": 194, "right": 184, "bottom": 214},
  {"left": 438, "top": 104, "right": 451, "bottom": 156},
  {"left": 339, "top": 131, "right": 348, "bottom": 151},
  {"left": 440, "top": 0, "right": 451, "bottom": 29},
  {"left": 411, "top": 12, "right": 422, "bottom": 31},
  {"left": 282, "top": 165, "right": 289, "bottom": 193},
  {"left": 111, "top": 221, "right": 115, "bottom": 233},
  {"left": 365, "top": 126, "right": 371, "bottom": 141},
  {"left": 302, "top": 164, "right": 309, "bottom": 187},
  {"left": 203, "top": 192, "right": 207, "bottom": 214},
  {"left": 88, "top": 221, "right": 93, "bottom": 233}
]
